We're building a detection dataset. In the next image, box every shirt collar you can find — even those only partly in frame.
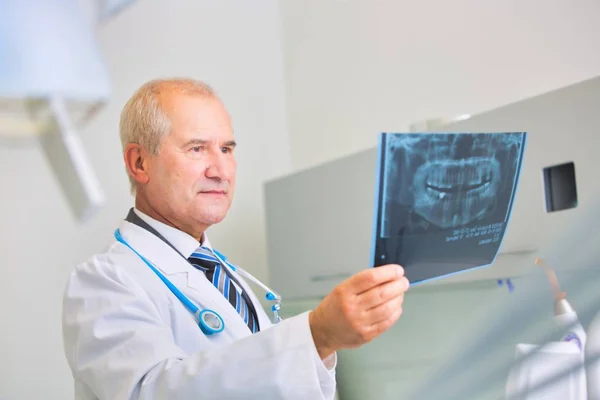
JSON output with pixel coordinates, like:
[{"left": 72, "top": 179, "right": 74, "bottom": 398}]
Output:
[{"left": 132, "top": 207, "right": 213, "bottom": 259}]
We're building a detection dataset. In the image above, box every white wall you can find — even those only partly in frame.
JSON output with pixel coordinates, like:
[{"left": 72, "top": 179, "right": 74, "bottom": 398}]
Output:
[
  {"left": 0, "top": 1, "right": 290, "bottom": 398},
  {"left": 280, "top": 0, "right": 600, "bottom": 171}
]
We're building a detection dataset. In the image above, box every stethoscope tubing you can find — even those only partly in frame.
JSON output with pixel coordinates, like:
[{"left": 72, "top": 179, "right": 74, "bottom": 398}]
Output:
[{"left": 114, "top": 228, "right": 282, "bottom": 333}]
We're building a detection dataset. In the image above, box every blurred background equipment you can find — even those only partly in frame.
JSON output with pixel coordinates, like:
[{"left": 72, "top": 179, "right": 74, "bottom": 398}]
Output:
[
  {"left": 585, "top": 309, "right": 600, "bottom": 399},
  {"left": 504, "top": 258, "right": 587, "bottom": 400},
  {"left": 0, "top": 0, "right": 136, "bottom": 221},
  {"left": 264, "top": 75, "right": 600, "bottom": 399}
]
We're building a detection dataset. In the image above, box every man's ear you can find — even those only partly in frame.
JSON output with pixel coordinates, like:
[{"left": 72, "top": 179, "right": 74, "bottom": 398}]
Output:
[{"left": 123, "top": 143, "right": 150, "bottom": 186}]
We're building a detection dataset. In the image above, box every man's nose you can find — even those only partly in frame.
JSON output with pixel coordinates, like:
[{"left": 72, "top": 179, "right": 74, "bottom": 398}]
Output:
[{"left": 204, "top": 150, "right": 228, "bottom": 180}]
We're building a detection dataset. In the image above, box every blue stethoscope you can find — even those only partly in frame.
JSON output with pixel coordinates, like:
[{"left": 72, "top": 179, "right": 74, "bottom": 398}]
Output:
[{"left": 114, "top": 228, "right": 282, "bottom": 336}]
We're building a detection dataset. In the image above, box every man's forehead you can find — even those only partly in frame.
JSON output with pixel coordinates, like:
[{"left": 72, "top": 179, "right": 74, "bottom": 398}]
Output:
[{"left": 160, "top": 91, "right": 232, "bottom": 129}]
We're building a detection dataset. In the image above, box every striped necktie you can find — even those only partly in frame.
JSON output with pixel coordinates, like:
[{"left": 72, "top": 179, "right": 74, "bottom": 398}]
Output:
[{"left": 188, "top": 246, "right": 258, "bottom": 333}]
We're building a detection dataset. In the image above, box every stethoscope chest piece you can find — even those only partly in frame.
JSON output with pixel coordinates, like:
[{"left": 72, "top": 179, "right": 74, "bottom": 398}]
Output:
[{"left": 197, "top": 309, "right": 225, "bottom": 335}]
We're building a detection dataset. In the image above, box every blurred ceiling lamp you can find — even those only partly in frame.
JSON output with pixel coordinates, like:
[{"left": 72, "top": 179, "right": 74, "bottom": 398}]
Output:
[{"left": 0, "top": 0, "right": 135, "bottom": 222}]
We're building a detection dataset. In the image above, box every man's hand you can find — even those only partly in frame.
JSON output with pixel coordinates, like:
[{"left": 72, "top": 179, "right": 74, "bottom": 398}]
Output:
[{"left": 308, "top": 264, "right": 410, "bottom": 359}]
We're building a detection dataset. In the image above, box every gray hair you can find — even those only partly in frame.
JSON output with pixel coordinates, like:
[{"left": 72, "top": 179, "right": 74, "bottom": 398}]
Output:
[{"left": 119, "top": 78, "right": 217, "bottom": 194}]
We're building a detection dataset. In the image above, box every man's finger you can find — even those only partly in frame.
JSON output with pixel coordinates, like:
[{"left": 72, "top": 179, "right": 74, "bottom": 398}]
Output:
[
  {"left": 357, "top": 277, "right": 409, "bottom": 309},
  {"left": 370, "top": 302, "right": 404, "bottom": 335},
  {"left": 348, "top": 265, "right": 405, "bottom": 294},
  {"left": 364, "top": 294, "right": 404, "bottom": 326}
]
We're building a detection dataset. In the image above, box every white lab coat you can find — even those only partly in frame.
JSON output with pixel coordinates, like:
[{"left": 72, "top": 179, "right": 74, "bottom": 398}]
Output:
[{"left": 62, "top": 210, "right": 337, "bottom": 400}]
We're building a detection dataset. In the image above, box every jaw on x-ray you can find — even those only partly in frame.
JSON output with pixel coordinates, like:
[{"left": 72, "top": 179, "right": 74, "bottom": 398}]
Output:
[
  {"left": 372, "top": 132, "right": 527, "bottom": 284},
  {"left": 382, "top": 132, "right": 524, "bottom": 236}
]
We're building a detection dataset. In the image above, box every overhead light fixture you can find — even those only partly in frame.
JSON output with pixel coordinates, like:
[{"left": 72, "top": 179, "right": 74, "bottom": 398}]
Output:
[{"left": 0, "top": 0, "right": 135, "bottom": 222}]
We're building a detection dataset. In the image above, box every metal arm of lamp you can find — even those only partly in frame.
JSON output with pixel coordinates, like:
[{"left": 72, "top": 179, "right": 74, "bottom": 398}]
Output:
[{"left": 0, "top": 0, "right": 136, "bottom": 221}]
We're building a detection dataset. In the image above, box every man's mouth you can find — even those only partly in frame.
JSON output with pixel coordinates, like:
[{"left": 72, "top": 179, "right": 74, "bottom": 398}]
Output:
[{"left": 199, "top": 190, "right": 226, "bottom": 195}]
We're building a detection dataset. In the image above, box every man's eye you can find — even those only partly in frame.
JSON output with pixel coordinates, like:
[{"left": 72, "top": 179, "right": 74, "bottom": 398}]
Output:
[
  {"left": 221, "top": 147, "right": 232, "bottom": 153},
  {"left": 191, "top": 146, "right": 203, "bottom": 152}
]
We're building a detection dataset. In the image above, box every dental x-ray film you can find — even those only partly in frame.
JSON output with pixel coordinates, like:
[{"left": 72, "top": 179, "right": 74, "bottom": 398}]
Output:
[{"left": 371, "top": 132, "right": 527, "bottom": 285}]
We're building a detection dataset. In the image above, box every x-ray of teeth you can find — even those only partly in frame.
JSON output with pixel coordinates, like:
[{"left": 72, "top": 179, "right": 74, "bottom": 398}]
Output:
[{"left": 371, "top": 132, "right": 527, "bottom": 285}]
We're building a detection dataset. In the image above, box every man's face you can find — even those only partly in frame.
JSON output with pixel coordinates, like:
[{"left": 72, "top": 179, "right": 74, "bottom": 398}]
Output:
[{"left": 145, "top": 93, "right": 237, "bottom": 234}]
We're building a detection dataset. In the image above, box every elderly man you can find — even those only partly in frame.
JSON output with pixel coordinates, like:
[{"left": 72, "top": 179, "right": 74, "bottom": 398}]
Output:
[{"left": 62, "top": 78, "right": 409, "bottom": 399}]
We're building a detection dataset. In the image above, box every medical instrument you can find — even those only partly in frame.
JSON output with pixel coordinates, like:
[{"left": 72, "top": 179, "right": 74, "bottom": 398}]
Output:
[
  {"left": 113, "top": 215, "right": 282, "bottom": 336},
  {"left": 127, "top": 209, "right": 281, "bottom": 327},
  {"left": 535, "top": 257, "right": 570, "bottom": 314},
  {"left": 536, "top": 257, "right": 585, "bottom": 352},
  {"left": 115, "top": 228, "right": 224, "bottom": 335}
]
